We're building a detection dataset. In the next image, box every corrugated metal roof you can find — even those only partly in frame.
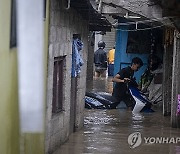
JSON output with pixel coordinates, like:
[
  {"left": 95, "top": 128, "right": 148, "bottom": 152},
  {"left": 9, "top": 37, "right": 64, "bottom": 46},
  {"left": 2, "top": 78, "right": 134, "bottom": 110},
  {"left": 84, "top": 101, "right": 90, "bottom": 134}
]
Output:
[
  {"left": 70, "top": 0, "right": 112, "bottom": 31},
  {"left": 152, "top": 0, "right": 180, "bottom": 31}
]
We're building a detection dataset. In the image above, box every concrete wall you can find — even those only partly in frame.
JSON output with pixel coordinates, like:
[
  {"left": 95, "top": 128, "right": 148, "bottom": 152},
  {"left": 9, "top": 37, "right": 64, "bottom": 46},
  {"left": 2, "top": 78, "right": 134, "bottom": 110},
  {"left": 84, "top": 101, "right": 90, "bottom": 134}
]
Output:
[
  {"left": 94, "top": 32, "right": 103, "bottom": 51},
  {"left": 46, "top": 0, "right": 89, "bottom": 153},
  {"left": 103, "top": 29, "right": 116, "bottom": 53},
  {"left": 0, "top": 1, "right": 20, "bottom": 154},
  {"left": 94, "top": 29, "right": 116, "bottom": 53}
]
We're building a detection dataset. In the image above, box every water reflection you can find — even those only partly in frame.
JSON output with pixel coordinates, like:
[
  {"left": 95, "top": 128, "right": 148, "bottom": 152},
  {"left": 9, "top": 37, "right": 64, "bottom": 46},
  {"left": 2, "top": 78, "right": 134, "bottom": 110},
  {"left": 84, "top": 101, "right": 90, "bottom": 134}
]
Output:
[
  {"left": 55, "top": 109, "right": 180, "bottom": 154},
  {"left": 54, "top": 77, "right": 180, "bottom": 154},
  {"left": 86, "top": 77, "right": 113, "bottom": 94}
]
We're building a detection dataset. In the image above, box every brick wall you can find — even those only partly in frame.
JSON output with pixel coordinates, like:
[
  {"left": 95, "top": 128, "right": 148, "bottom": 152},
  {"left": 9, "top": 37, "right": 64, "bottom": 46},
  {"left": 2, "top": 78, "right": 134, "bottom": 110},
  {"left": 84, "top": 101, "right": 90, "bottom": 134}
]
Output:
[{"left": 45, "top": 0, "right": 89, "bottom": 153}]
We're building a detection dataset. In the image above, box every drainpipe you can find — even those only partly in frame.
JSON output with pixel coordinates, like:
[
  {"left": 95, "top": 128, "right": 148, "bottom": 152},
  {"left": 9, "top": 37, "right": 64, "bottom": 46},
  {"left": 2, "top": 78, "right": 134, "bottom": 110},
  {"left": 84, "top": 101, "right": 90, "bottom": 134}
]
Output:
[{"left": 64, "top": 0, "right": 71, "bottom": 10}]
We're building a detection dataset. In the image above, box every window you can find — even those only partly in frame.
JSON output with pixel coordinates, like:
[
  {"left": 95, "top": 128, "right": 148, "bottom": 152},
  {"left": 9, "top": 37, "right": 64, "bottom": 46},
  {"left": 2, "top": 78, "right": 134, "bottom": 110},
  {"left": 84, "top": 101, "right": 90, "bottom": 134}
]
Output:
[
  {"left": 126, "top": 30, "right": 151, "bottom": 54},
  {"left": 10, "top": 0, "right": 17, "bottom": 48},
  {"left": 52, "top": 56, "right": 65, "bottom": 113}
]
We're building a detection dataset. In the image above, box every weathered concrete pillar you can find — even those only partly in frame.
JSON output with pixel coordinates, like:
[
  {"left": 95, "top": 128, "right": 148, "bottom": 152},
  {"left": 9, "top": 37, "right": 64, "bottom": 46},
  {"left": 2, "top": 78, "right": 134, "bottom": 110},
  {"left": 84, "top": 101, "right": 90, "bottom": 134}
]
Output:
[
  {"left": 86, "top": 32, "right": 95, "bottom": 86},
  {"left": 17, "top": 0, "right": 45, "bottom": 153},
  {"left": 162, "top": 28, "right": 174, "bottom": 116},
  {"left": 171, "top": 30, "right": 180, "bottom": 128}
]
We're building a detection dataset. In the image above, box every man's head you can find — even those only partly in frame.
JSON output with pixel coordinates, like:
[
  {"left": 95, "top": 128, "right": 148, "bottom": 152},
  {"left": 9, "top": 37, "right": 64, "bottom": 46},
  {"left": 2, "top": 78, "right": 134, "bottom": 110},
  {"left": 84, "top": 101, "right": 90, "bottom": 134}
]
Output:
[
  {"left": 131, "top": 57, "right": 143, "bottom": 71},
  {"left": 98, "top": 41, "right": 106, "bottom": 49}
]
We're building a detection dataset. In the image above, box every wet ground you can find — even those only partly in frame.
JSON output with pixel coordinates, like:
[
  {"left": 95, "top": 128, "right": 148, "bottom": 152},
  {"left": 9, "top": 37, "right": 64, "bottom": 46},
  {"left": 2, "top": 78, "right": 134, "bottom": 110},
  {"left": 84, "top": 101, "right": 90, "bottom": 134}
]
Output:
[{"left": 54, "top": 77, "right": 180, "bottom": 154}]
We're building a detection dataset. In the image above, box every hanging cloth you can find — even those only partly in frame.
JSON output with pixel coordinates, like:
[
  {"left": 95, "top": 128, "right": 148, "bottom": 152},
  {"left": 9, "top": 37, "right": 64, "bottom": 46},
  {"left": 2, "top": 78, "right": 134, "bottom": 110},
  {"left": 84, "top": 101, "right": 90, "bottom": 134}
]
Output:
[{"left": 71, "top": 38, "right": 84, "bottom": 77}]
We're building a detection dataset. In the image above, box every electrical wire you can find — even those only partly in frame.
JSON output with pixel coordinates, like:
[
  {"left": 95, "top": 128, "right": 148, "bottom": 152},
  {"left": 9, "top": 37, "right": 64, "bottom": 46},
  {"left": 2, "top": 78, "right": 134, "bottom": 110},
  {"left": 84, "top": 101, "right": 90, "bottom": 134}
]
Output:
[
  {"left": 89, "top": 16, "right": 175, "bottom": 31},
  {"left": 116, "top": 23, "right": 174, "bottom": 31},
  {"left": 113, "top": 16, "right": 175, "bottom": 26}
]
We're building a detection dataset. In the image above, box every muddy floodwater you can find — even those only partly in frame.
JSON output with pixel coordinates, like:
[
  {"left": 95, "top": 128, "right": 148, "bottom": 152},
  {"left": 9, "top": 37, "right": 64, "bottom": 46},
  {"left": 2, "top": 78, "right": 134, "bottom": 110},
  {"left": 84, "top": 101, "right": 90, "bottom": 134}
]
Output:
[{"left": 54, "top": 77, "right": 180, "bottom": 154}]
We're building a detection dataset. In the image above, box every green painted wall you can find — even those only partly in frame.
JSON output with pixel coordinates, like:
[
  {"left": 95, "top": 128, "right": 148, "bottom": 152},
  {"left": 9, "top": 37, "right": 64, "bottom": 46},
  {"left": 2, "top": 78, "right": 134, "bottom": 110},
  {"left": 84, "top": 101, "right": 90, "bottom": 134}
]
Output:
[
  {"left": 21, "top": 133, "right": 44, "bottom": 154},
  {"left": 0, "top": 0, "right": 50, "bottom": 153},
  {"left": 0, "top": 1, "right": 20, "bottom": 154}
]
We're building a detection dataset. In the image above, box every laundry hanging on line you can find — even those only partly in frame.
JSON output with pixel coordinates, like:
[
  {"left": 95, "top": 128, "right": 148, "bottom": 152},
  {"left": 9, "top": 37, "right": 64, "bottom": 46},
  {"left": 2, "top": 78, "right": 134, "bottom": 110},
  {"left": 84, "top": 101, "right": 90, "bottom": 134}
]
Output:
[{"left": 71, "top": 38, "right": 84, "bottom": 77}]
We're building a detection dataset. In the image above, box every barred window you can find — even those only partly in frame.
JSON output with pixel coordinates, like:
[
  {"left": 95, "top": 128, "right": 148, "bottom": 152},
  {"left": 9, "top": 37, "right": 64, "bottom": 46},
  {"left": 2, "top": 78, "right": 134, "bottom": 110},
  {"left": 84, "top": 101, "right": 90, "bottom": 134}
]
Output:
[{"left": 52, "top": 56, "right": 65, "bottom": 113}]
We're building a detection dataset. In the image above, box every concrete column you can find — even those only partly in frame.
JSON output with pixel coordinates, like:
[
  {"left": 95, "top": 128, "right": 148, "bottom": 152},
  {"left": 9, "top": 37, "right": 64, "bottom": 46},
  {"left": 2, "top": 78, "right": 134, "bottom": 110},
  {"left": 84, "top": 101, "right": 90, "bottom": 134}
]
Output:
[
  {"left": 17, "top": 0, "right": 45, "bottom": 153},
  {"left": 171, "top": 30, "right": 180, "bottom": 128},
  {"left": 162, "top": 28, "right": 174, "bottom": 116},
  {"left": 162, "top": 45, "right": 173, "bottom": 116},
  {"left": 86, "top": 32, "right": 94, "bottom": 87}
]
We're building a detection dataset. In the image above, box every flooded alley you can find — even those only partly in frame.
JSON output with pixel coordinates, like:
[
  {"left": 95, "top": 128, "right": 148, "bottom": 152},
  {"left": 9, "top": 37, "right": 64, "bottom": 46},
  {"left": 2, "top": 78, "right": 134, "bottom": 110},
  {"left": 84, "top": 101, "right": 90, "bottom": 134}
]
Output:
[
  {"left": 1, "top": 0, "right": 180, "bottom": 154},
  {"left": 54, "top": 78, "right": 180, "bottom": 154}
]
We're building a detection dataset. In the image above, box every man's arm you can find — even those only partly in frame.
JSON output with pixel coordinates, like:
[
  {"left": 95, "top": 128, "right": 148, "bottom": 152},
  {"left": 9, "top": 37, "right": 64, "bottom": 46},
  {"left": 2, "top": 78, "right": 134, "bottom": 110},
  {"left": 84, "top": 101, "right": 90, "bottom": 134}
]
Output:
[{"left": 112, "top": 74, "right": 130, "bottom": 83}]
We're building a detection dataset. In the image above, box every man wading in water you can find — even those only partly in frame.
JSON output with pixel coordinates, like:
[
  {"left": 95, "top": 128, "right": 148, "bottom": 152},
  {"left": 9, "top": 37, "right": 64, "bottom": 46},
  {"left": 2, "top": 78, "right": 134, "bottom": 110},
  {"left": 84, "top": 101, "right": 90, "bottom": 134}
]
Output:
[{"left": 112, "top": 57, "right": 143, "bottom": 110}]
